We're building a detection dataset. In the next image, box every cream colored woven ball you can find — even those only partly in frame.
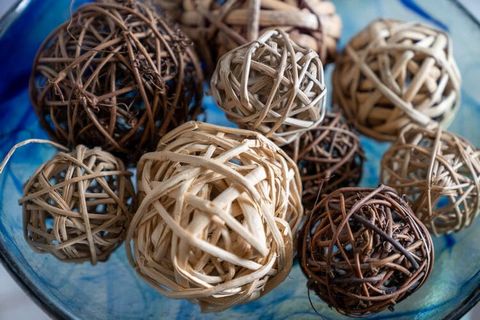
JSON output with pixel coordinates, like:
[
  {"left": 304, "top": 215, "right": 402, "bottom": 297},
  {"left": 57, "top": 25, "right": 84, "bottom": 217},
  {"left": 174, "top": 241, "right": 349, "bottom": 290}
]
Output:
[
  {"left": 333, "top": 19, "right": 461, "bottom": 141},
  {"left": 211, "top": 28, "right": 327, "bottom": 146},
  {"left": 126, "top": 121, "right": 303, "bottom": 312}
]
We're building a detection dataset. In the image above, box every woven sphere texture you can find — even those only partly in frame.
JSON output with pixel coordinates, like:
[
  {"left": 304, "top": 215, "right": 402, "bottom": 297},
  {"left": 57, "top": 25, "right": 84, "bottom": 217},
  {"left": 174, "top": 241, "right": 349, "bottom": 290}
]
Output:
[
  {"left": 298, "top": 186, "right": 434, "bottom": 316},
  {"left": 283, "top": 112, "right": 364, "bottom": 210},
  {"left": 333, "top": 19, "right": 461, "bottom": 141},
  {"left": 211, "top": 28, "right": 327, "bottom": 146},
  {"left": 381, "top": 125, "right": 480, "bottom": 235},
  {"left": 19, "top": 145, "right": 135, "bottom": 265},
  {"left": 30, "top": 1, "right": 203, "bottom": 162},
  {"left": 155, "top": 0, "right": 341, "bottom": 73},
  {"left": 126, "top": 121, "right": 303, "bottom": 312}
]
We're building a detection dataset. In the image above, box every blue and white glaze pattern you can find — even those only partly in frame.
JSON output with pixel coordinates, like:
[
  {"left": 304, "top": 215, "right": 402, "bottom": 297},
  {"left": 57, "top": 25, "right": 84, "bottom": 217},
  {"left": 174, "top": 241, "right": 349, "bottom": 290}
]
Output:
[{"left": 0, "top": 0, "right": 479, "bottom": 319}]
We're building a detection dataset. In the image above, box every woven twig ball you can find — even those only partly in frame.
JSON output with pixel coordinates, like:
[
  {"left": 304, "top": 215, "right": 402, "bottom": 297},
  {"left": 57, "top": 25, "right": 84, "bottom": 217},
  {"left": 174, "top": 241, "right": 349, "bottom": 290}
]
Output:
[
  {"left": 283, "top": 112, "right": 364, "bottom": 209},
  {"left": 299, "top": 186, "right": 434, "bottom": 316},
  {"left": 211, "top": 28, "right": 327, "bottom": 146},
  {"left": 333, "top": 19, "right": 461, "bottom": 141},
  {"left": 126, "top": 121, "right": 303, "bottom": 312},
  {"left": 154, "top": 0, "right": 341, "bottom": 73},
  {"left": 19, "top": 145, "right": 135, "bottom": 265},
  {"left": 30, "top": 0, "right": 203, "bottom": 162},
  {"left": 381, "top": 125, "right": 480, "bottom": 235}
]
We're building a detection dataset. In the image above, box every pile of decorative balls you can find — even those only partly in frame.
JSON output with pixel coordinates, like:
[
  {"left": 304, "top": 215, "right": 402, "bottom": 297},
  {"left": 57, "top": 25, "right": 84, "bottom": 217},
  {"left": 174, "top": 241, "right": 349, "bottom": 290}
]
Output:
[{"left": 9, "top": 0, "right": 479, "bottom": 317}]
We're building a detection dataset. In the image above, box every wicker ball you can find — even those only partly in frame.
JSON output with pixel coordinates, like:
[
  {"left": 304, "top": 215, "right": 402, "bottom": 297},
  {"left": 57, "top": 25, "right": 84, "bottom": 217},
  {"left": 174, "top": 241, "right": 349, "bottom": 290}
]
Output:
[
  {"left": 333, "top": 19, "right": 461, "bottom": 141},
  {"left": 19, "top": 145, "right": 135, "bottom": 265},
  {"left": 211, "top": 28, "right": 327, "bottom": 146},
  {"left": 126, "top": 121, "right": 303, "bottom": 312},
  {"left": 30, "top": 1, "right": 203, "bottom": 162},
  {"left": 298, "top": 186, "right": 434, "bottom": 316},
  {"left": 155, "top": 0, "right": 341, "bottom": 73},
  {"left": 283, "top": 112, "right": 364, "bottom": 209},
  {"left": 381, "top": 125, "right": 480, "bottom": 235}
]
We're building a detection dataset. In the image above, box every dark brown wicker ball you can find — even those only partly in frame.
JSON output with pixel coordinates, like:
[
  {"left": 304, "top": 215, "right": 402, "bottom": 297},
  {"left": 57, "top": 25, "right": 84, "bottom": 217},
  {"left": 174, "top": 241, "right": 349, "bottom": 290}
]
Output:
[
  {"left": 283, "top": 112, "right": 364, "bottom": 210},
  {"left": 298, "top": 186, "right": 434, "bottom": 316},
  {"left": 29, "top": 0, "right": 203, "bottom": 163}
]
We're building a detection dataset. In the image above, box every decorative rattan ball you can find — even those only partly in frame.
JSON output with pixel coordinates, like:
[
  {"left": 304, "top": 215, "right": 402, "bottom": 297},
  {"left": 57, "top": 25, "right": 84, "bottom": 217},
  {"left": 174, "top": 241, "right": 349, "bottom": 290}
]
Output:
[
  {"left": 19, "top": 145, "right": 135, "bottom": 265},
  {"left": 211, "top": 28, "right": 327, "bottom": 146},
  {"left": 333, "top": 19, "right": 461, "bottom": 141},
  {"left": 155, "top": 0, "right": 341, "bottom": 73},
  {"left": 298, "top": 186, "right": 434, "bottom": 316},
  {"left": 30, "top": 1, "right": 203, "bottom": 162},
  {"left": 126, "top": 121, "right": 303, "bottom": 312},
  {"left": 283, "top": 112, "right": 364, "bottom": 209},
  {"left": 381, "top": 125, "right": 480, "bottom": 235}
]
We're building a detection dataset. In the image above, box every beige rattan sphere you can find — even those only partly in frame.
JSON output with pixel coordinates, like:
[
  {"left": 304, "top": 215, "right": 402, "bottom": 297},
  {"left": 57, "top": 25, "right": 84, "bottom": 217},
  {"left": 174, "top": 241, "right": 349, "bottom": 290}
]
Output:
[
  {"left": 333, "top": 19, "right": 461, "bottom": 141},
  {"left": 154, "top": 0, "right": 341, "bottom": 73},
  {"left": 211, "top": 28, "right": 327, "bottom": 146},
  {"left": 19, "top": 145, "right": 135, "bottom": 265},
  {"left": 126, "top": 121, "right": 303, "bottom": 312},
  {"left": 381, "top": 125, "right": 480, "bottom": 235}
]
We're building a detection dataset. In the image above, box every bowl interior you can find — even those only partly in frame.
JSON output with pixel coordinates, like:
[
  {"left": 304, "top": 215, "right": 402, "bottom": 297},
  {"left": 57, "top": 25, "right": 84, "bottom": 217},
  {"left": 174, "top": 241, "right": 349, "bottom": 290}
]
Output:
[{"left": 0, "top": 0, "right": 479, "bottom": 319}]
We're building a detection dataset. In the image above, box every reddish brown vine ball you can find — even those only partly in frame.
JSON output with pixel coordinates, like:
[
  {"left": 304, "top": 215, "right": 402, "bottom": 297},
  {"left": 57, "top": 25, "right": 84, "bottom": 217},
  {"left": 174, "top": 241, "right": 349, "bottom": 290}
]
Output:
[
  {"left": 30, "top": 1, "right": 203, "bottom": 163},
  {"left": 298, "top": 186, "right": 434, "bottom": 316}
]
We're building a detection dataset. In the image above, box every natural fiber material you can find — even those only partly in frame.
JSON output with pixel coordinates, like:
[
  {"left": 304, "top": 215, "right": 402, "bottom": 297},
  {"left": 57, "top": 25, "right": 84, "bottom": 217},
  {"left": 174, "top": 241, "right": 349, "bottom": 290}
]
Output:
[
  {"left": 19, "top": 145, "right": 135, "bottom": 265},
  {"left": 126, "top": 121, "right": 303, "bottom": 312},
  {"left": 30, "top": 0, "right": 203, "bottom": 162},
  {"left": 211, "top": 28, "right": 327, "bottom": 146},
  {"left": 283, "top": 112, "right": 364, "bottom": 210},
  {"left": 381, "top": 125, "right": 480, "bottom": 235},
  {"left": 333, "top": 19, "right": 461, "bottom": 141},
  {"left": 154, "top": 0, "right": 341, "bottom": 73},
  {"left": 299, "top": 185, "right": 434, "bottom": 316}
]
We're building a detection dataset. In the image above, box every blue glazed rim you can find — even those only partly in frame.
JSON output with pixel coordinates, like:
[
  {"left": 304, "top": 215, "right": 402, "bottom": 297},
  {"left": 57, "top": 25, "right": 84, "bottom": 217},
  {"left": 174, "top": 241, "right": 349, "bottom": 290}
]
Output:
[{"left": 0, "top": 0, "right": 478, "bottom": 319}]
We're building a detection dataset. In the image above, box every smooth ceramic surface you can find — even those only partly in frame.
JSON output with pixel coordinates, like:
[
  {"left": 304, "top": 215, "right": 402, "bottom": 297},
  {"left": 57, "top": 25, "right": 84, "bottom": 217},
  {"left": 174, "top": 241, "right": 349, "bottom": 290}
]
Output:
[{"left": 0, "top": 0, "right": 479, "bottom": 319}]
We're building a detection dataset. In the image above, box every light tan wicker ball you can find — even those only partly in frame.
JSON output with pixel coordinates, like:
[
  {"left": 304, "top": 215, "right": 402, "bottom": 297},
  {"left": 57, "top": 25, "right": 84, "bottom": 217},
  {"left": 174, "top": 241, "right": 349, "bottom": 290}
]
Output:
[
  {"left": 333, "top": 19, "right": 461, "bottom": 141},
  {"left": 20, "top": 145, "right": 135, "bottom": 264},
  {"left": 211, "top": 28, "right": 327, "bottom": 146},
  {"left": 126, "top": 121, "right": 303, "bottom": 312},
  {"left": 381, "top": 125, "right": 480, "bottom": 235}
]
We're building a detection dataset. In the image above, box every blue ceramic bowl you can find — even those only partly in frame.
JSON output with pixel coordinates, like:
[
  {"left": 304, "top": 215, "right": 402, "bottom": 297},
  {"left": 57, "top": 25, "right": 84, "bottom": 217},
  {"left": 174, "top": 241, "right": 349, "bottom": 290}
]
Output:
[{"left": 0, "top": 0, "right": 479, "bottom": 319}]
